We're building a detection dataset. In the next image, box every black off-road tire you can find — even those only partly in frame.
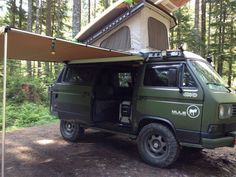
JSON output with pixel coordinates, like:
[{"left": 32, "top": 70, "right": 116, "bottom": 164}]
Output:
[
  {"left": 137, "top": 123, "right": 180, "bottom": 168},
  {"left": 60, "top": 120, "right": 85, "bottom": 142}
]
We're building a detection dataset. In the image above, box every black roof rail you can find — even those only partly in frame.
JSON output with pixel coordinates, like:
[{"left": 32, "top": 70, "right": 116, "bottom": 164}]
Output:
[{"left": 140, "top": 50, "right": 184, "bottom": 62}]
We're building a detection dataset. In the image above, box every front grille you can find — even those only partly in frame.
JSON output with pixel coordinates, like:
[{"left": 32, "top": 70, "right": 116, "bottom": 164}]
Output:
[{"left": 232, "top": 104, "right": 236, "bottom": 116}]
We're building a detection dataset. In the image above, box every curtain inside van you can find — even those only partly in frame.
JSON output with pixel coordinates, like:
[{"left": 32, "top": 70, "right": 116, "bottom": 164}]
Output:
[
  {"left": 148, "top": 17, "right": 168, "bottom": 50},
  {"left": 100, "top": 26, "right": 131, "bottom": 51}
]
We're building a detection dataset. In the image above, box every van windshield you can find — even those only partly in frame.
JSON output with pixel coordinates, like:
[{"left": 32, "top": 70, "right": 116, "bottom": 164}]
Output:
[{"left": 190, "top": 60, "right": 229, "bottom": 92}]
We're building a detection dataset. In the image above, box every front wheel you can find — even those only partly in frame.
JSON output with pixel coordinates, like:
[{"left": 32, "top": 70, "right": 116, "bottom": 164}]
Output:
[
  {"left": 60, "top": 120, "right": 84, "bottom": 142},
  {"left": 137, "top": 123, "right": 180, "bottom": 168}
]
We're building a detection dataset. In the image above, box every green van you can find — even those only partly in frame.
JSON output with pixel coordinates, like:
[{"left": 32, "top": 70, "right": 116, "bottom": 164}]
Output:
[{"left": 49, "top": 50, "right": 236, "bottom": 167}]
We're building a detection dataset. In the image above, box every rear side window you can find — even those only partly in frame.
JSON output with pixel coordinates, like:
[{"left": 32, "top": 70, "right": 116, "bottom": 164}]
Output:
[
  {"left": 118, "top": 72, "right": 132, "bottom": 88},
  {"left": 144, "top": 65, "right": 179, "bottom": 87},
  {"left": 63, "top": 66, "right": 95, "bottom": 85}
]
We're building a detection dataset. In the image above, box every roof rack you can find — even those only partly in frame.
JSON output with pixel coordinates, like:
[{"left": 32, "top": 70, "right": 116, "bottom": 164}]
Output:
[{"left": 140, "top": 50, "right": 184, "bottom": 62}]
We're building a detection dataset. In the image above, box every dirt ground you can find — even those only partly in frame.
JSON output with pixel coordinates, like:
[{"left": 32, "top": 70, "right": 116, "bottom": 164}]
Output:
[{"left": 1, "top": 123, "right": 236, "bottom": 177}]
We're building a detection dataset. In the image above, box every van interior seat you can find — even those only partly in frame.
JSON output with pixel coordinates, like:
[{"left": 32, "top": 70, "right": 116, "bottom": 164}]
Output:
[{"left": 95, "top": 85, "right": 114, "bottom": 100}]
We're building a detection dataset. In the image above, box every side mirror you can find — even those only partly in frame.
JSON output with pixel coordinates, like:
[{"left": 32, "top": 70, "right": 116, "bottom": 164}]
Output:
[{"left": 168, "top": 68, "right": 178, "bottom": 87}]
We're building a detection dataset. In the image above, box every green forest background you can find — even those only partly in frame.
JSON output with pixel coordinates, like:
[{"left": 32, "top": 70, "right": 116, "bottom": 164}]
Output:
[{"left": 0, "top": 0, "right": 236, "bottom": 130}]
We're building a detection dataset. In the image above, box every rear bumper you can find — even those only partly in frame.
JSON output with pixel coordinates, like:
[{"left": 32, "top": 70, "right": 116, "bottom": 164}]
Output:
[{"left": 202, "top": 131, "right": 236, "bottom": 149}]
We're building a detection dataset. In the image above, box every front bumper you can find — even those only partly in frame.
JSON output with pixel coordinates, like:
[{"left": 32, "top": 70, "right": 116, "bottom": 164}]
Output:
[{"left": 202, "top": 131, "right": 236, "bottom": 149}]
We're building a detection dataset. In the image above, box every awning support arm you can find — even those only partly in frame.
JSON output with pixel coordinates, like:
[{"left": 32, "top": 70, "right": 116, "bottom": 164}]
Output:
[{"left": 1, "top": 29, "right": 8, "bottom": 177}]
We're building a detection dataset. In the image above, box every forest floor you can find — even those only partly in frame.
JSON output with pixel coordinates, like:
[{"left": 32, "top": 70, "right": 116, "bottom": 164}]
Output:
[{"left": 1, "top": 123, "right": 236, "bottom": 177}]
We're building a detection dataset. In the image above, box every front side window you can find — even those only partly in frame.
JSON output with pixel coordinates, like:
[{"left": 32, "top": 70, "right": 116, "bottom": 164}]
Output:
[
  {"left": 64, "top": 66, "right": 95, "bottom": 85},
  {"left": 182, "top": 66, "right": 197, "bottom": 88},
  {"left": 190, "top": 60, "right": 228, "bottom": 92},
  {"left": 144, "top": 65, "right": 179, "bottom": 87},
  {"left": 144, "top": 64, "right": 197, "bottom": 88}
]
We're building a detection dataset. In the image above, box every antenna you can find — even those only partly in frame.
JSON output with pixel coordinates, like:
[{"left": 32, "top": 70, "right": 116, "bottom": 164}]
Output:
[
  {"left": 207, "top": 55, "right": 213, "bottom": 64},
  {"left": 178, "top": 43, "right": 184, "bottom": 53}
]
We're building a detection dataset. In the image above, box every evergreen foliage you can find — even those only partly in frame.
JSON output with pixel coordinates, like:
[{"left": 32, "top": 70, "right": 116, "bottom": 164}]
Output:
[{"left": 171, "top": 1, "right": 236, "bottom": 87}]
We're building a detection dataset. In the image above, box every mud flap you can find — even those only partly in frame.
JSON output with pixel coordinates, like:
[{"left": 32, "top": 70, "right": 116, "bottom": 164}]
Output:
[{"left": 228, "top": 131, "right": 236, "bottom": 145}]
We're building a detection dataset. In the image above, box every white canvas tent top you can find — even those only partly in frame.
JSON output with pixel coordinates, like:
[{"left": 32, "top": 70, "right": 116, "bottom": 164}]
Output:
[
  {"left": 0, "top": 26, "right": 143, "bottom": 177},
  {"left": 75, "top": 0, "right": 189, "bottom": 52}
]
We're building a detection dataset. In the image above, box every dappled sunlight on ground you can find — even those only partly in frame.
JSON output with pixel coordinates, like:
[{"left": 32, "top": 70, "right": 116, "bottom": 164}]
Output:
[
  {"left": 0, "top": 123, "right": 236, "bottom": 177},
  {"left": 35, "top": 139, "right": 55, "bottom": 145}
]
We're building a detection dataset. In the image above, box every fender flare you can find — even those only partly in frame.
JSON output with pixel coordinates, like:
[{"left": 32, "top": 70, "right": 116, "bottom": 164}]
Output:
[{"left": 138, "top": 116, "right": 176, "bottom": 136}]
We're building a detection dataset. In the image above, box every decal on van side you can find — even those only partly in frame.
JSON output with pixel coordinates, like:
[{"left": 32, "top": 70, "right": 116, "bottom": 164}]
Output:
[{"left": 172, "top": 105, "right": 200, "bottom": 119}]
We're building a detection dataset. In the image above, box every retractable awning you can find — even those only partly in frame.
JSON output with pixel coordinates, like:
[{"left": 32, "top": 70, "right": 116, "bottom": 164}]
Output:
[
  {"left": 0, "top": 26, "right": 133, "bottom": 62},
  {"left": 0, "top": 26, "right": 143, "bottom": 177}
]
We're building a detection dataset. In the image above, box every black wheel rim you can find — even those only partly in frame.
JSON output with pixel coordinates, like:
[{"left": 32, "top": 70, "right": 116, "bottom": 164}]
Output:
[
  {"left": 63, "top": 121, "right": 76, "bottom": 136},
  {"left": 145, "top": 134, "right": 167, "bottom": 158}
]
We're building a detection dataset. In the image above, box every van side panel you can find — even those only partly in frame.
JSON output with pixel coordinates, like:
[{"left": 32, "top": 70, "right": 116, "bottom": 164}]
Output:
[{"left": 135, "top": 63, "right": 204, "bottom": 144}]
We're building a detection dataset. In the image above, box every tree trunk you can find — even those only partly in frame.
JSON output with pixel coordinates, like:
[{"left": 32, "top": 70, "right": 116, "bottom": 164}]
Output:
[
  {"left": 217, "top": 1, "right": 225, "bottom": 76},
  {"left": 36, "top": 0, "right": 40, "bottom": 33},
  {"left": 93, "top": 0, "right": 96, "bottom": 18},
  {"left": 57, "top": 0, "right": 61, "bottom": 36},
  {"left": 46, "top": 0, "right": 52, "bottom": 76},
  {"left": 12, "top": 0, "right": 16, "bottom": 26},
  {"left": 72, "top": 0, "right": 81, "bottom": 38},
  {"left": 46, "top": 0, "right": 52, "bottom": 36},
  {"left": 36, "top": 0, "right": 42, "bottom": 77},
  {"left": 51, "top": 0, "right": 56, "bottom": 37},
  {"left": 27, "top": 0, "right": 33, "bottom": 77},
  {"left": 19, "top": 0, "right": 23, "bottom": 28},
  {"left": 201, "top": 0, "right": 206, "bottom": 57},
  {"left": 228, "top": 17, "right": 234, "bottom": 87},
  {"left": 104, "top": 0, "right": 109, "bottom": 9},
  {"left": 207, "top": 0, "right": 212, "bottom": 55},
  {"left": 194, "top": 0, "right": 200, "bottom": 53},
  {"left": 194, "top": 0, "right": 200, "bottom": 32},
  {"left": 88, "top": 0, "right": 91, "bottom": 23},
  {"left": 170, "top": 30, "right": 174, "bottom": 49}
]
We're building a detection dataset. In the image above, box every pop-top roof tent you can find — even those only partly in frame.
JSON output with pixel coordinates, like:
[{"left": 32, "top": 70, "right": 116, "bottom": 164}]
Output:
[{"left": 75, "top": 0, "right": 189, "bottom": 52}]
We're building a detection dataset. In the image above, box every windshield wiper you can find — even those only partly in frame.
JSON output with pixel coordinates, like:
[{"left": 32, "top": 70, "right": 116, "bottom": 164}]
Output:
[{"left": 226, "top": 86, "right": 232, "bottom": 93}]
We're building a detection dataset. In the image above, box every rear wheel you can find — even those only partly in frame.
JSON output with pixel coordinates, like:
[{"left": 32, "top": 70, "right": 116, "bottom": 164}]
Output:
[
  {"left": 60, "top": 120, "right": 84, "bottom": 142},
  {"left": 137, "top": 123, "right": 179, "bottom": 168}
]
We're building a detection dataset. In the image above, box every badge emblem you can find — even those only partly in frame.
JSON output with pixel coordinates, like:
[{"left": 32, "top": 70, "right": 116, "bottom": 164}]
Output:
[{"left": 187, "top": 105, "right": 200, "bottom": 119}]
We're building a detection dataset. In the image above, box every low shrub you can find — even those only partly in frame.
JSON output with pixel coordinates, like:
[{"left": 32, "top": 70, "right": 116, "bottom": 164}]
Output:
[{"left": 0, "top": 102, "right": 57, "bottom": 130}]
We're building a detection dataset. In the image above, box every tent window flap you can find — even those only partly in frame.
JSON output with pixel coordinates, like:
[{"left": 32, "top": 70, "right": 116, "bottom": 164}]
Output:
[
  {"left": 100, "top": 26, "right": 131, "bottom": 51},
  {"left": 148, "top": 17, "right": 168, "bottom": 50}
]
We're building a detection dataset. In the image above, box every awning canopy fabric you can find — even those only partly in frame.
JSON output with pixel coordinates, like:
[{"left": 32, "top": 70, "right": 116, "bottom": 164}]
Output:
[
  {"left": 0, "top": 26, "right": 141, "bottom": 177},
  {"left": 0, "top": 27, "right": 131, "bottom": 62}
]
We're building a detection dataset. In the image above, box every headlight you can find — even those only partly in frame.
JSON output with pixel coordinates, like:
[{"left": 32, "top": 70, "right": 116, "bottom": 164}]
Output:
[{"left": 219, "top": 104, "right": 233, "bottom": 119}]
